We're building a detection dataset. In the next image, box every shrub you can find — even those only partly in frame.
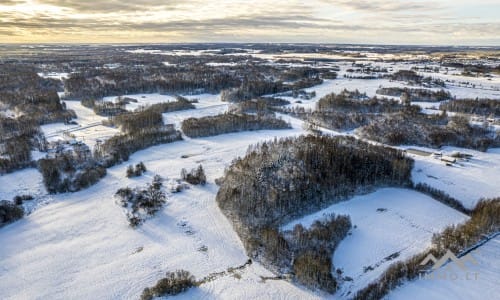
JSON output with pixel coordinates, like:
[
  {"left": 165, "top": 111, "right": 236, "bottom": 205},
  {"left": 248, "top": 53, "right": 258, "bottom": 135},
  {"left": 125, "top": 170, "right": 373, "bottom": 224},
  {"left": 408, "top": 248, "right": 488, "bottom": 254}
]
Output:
[
  {"left": 181, "top": 165, "right": 207, "bottom": 185},
  {"left": 13, "top": 194, "right": 34, "bottom": 205},
  {"left": 140, "top": 270, "right": 196, "bottom": 300},
  {"left": 0, "top": 200, "right": 24, "bottom": 227},
  {"left": 116, "top": 176, "right": 167, "bottom": 227}
]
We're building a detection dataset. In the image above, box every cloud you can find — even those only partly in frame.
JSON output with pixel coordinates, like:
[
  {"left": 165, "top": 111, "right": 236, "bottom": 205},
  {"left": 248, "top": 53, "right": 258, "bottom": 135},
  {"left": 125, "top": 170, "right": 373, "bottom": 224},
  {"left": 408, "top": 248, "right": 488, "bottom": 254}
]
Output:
[
  {"left": 37, "top": 0, "right": 190, "bottom": 13},
  {"left": 327, "top": 0, "right": 443, "bottom": 12},
  {"left": 0, "top": 0, "right": 498, "bottom": 44}
]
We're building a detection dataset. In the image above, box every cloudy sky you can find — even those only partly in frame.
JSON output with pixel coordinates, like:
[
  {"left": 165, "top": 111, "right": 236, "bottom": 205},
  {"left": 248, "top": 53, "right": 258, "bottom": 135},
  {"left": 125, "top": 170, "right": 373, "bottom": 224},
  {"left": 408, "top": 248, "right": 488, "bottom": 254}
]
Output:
[{"left": 0, "top": 0, "right": 499, "bottom": 45}]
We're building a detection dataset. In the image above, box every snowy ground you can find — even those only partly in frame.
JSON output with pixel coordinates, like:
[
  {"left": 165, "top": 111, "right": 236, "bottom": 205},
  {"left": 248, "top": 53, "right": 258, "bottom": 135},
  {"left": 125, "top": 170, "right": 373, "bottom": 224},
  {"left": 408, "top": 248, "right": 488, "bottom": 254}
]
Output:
[
  {"left": 2, "top": 54, "right": 499, "bottom": 300},
  {"left": 0, "top": 168, "right": 45, "bottom": 201},
  {"left": 408, "top": 146, "right": 500, "bottom": 209},
  {"left": 41, "top": 101, "right": 120, "bottom": 149},
  {"left": 103, "top": 93, "right": 177, "bottom": 111},
  {"left": 284, "top": 188, "right": 469, "bottom": 298},
  {"left": 1, "top": 126, "right": 334, "bottom": 300},
  {"left": 388, "top": 235, "right": 500, "bottom": 300}
]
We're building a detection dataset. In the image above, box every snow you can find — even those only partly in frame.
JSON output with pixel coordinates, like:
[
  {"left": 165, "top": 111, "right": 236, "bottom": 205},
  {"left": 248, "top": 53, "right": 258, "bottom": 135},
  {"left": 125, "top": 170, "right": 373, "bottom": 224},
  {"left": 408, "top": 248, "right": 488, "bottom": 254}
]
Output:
[
  {"left": 388, "top": 235, "right": 500, "bottom": 300},
  {"left": 102, "top": 93, "right": 178, "bottom": 111},
  {"left": 283, "top": 188, "right": 469, "bottom": 298},
  {"left": 0, "top": 168, "right": 45, "bottom": 201},
  {"left": 0, "top": 127, "right": 321, "bottom": 300},
  {"left": 2, "top": 52, "right": 499, "bottom": 299},
  {"left": 409, "top": 146, "right": 500, "bottom": 209},
  {"left": 41, "top": 101, "right": 120, "bottom": 149},
  {"left": 37, "top": 72, "right": 69, "bottom": 80}
]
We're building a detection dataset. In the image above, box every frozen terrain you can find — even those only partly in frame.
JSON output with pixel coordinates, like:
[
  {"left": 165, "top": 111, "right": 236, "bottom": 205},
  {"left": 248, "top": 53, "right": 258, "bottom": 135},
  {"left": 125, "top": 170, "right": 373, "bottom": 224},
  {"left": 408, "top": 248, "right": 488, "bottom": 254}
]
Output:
[
  {"left": 388, "top": 235, "right": 500, "bottom": 300},
  {"left": 284, "top": 188, "right": 469, "bottom": 298}
]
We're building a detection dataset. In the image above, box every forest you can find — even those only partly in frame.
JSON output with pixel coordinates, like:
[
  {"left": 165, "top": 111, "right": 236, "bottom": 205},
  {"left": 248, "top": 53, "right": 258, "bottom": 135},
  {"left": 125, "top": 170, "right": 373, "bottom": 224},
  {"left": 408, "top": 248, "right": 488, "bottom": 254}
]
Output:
[
  {"left": 358, "top": 112, "right": 500, "bottom": 151},
  {"left": 181, "top": 113, "right": 291, "bottom": 138},
  {"left": 439, "top": 99, "right": 500, "bottom": 117},
  {"left": 376, "top": 87, "right": 451, "bottom": 102},
  {"left": 216, "top": 135, "right": 413, "bottom": 291}
]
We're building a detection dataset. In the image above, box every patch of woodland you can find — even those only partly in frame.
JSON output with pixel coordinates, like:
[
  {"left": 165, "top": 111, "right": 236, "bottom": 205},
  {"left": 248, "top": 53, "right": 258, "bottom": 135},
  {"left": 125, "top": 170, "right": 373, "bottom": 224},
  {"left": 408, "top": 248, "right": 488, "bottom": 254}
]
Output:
[
  {"left": 0, "top": 115, "right": 50, "bottom": 173},
  {"left": 0, "top": 65, "right": 75, "bottom": 124},
  {"left": 389, "top": 70, "right": 445, "bottom": 87},
  {"left": 38, "top": 149, "right": 106, "bottom": 194},
  {"left": 181, "top": 113, "right": 291, "bottom": 138},
  {"left": 376, "top": 87, "right": 451, "bottom": 102},
  {"left": 216, "top": 135, "right": 413, "bottom": 292},
  {"left": 96, "top": 126, "right": 182, "bottom": 168},
  {"left": 358, "top": 112, "right": 500, "bottom": 151},
  {"left": 278, "top": 90, "right": 406, "bottom": 131},
  {"left": 229, "top": 97, "right": 290, "bottom": 115},
  {"left": 439, "top": 99, "right": 500, "bottom": 117}
]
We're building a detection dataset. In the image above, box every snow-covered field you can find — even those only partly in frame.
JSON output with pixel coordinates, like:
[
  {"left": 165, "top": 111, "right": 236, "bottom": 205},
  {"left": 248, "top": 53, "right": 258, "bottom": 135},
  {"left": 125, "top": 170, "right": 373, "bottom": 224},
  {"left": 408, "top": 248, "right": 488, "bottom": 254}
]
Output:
[
  {"left": 388, "top": 235, "right": 500, "bottom": 300},
  {"left": 1, "top": 127, "right": 331, "bottom": 300},
  {"left": 1, "top": 51, "right": 499, "bottom": 300},
  {"left": 103, "top": 93, "right": 177, "bottom": 111},
  {"left": 41, "top": 101, "right": 120, "bottom": 149},
  {"left": 408, "top": 147, "right": 500, "bottom": 209},
  {"left": 284, "top": 188, "right": 469, "bottom": 298}
]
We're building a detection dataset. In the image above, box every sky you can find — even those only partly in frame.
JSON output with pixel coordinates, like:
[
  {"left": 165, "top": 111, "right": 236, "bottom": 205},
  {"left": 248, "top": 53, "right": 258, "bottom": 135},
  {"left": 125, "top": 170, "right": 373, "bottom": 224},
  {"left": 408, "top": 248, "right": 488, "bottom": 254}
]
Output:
[{"left": 0, "top": 0, "right": 499, "bottom": 45}]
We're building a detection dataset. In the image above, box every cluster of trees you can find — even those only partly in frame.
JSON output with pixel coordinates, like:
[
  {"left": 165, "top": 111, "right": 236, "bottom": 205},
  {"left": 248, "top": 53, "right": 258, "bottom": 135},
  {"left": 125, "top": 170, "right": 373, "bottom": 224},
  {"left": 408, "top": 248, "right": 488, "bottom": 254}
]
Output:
[
  {"left": 316, "top": 90, "right": 402, "bottom": 113},
  {"left": 13, "top": 194, "right": 34, "bottom": 205},
  {"left": 390, "top": 70, "right": 445, "bottom": 87},
  {"left": 141, "top": 270, "right": 196, "bottom": 300},
  {"left": 439, "top": 99, "right": 500, "bottom": 116},
  {"left": 38, "top": 152, "right": 107, "bottom": 193},
  {"left": 113, "top": 109, "right": 164, "bottom": 133},
  {"left": 181, "top": 165, "right": 207, "bottom": 185},
  {"left": 97, "top": 126, "right": 182, "bottom": 168},
  {"left": 358, "top": 113, "right": 500, "bottom": 151},
  {"left": 221, "top": 76, "right": 322, "bottom": 103},
  {"left": 181, "top": 113, "right": 291, "bottom": 138},
  {"left": 216, "top": 135, "right": 413, "bottom": 292},
  {"left": 0, "top": 200, "right": 24, "bottom": 227},
  {"left": 0, "top": 114, "right": 48, "bottom": 174},
  {"left": 354, "top": 197, "right": 499, "bottom": 300},
  {"left": 228, "top": 97, "right": 289, "bottom": 115},
  {"left": 81, "top": 98, "right": 127, "bottom": 117},
  {"left": 126, "top": 162, "right": 147, "bottom": 178},
  {"left": 0, "top": 66, "right": 75, "bottom": 124},
  {"left": 143, "top": 96, "right": 195, "bottom": 113},
  {"left": 279, "top": 90, "right": 407, "bottom": 131},
  {"left": 376, "top": 87, "right": 451, "bottom": 102},
  {"left": 286, "top": 215, "right": 352, "bottom": 292},
  {"left": 115, "top": 175, "right": 166, "bottom": 227}
]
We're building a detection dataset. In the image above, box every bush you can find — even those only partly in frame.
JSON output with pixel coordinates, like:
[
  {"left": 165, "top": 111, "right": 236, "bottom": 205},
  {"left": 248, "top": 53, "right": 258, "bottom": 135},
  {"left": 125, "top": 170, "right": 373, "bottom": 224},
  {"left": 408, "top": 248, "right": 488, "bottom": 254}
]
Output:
[
  {"left": 126, "top": 162, "right": 147, "bottom": 178},
  {"left": 181, "top": 165, "right": 207, "bottom": 185},
  {"left": 13, "top": 194, "right": 34, "bottom": 205},
  {"left": 115, "top": 176, "right": 167, "bottom": 227},
  {"left": 0, "top": 200, "right": 24, "bottom": 227},
  {"left": 141, "top": 270, "right": 196, "bottom": 300}
]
